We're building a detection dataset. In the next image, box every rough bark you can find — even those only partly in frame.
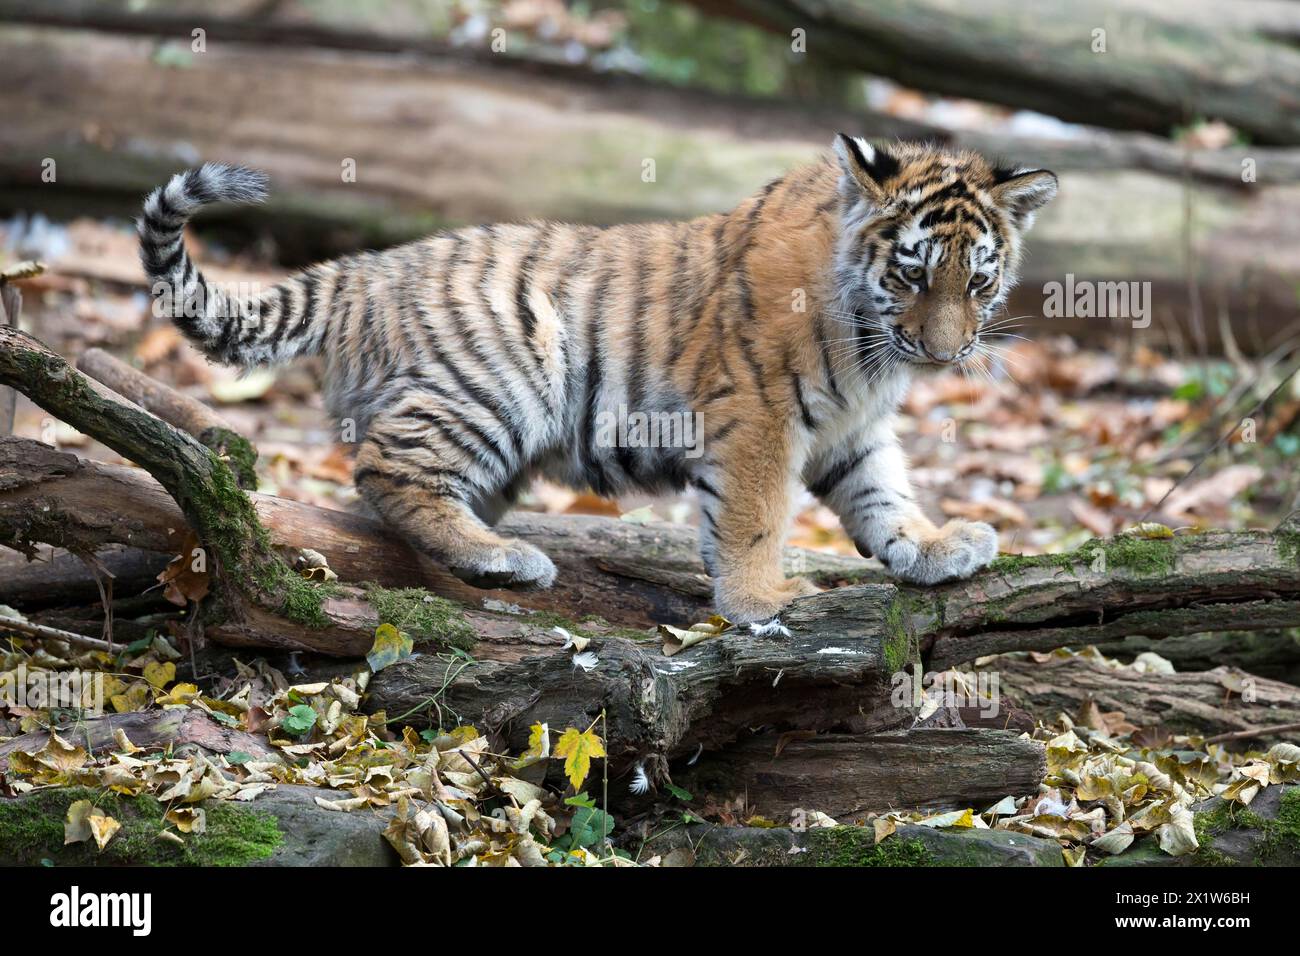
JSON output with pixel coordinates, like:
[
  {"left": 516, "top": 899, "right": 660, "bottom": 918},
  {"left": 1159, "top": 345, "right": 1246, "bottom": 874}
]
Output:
[
  {"left": 369, "top": 521, "right": 1300, "bottom": 766},
  {"left": 994, "top": 653, "right": 1300, "bottom": 742},
  {"left": 677, "top": 728, "right": 1046, "bottom": 819},
  {"left": 3, "top": 15, "right": 1300, "bottom": 344},
  {"left": 1092, "top": 630, "right": 1300, "bottom": 686},
  {"left": 685, "top": 0, "right": 1300, "bottom": 144},
  {"left": 0, "top": 543, "right": 167, "bottom": 608}
]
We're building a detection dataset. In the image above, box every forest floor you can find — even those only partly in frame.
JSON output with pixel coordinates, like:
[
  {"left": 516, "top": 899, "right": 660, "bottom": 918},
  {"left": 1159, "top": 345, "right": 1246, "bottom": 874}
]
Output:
[{"left": 2, "top": 215, "right": 1300, "bottom": 867}]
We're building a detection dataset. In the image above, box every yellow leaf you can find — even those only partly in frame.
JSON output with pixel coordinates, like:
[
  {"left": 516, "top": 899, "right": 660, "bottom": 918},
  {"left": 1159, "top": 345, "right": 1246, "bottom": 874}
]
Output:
[
  {"left": 367, "top": 622, "right": 413, "bottom": 673},
  {"left": 156, "top": 682, "right": 199, "bottom": 706},
  {"left": 143, "top": 661, "right": 176, "bottom": 691},
  {"left": 513, "top": 722, "right": 550, "bottom": 769},
  {"left": 38, "top": 732, "right": 88, "bottom": 774},
  {"left": 554, "top": 726, "right": 606, "bottom": 791},
  {"left": 89, "top": 813, "right": 121, "bottom": 850},
  {"left": 64, "top": 799, "right": 94, "bottom": 845},
  {"left": 165, "top": 806, "right": 207, "bottom": 834}
]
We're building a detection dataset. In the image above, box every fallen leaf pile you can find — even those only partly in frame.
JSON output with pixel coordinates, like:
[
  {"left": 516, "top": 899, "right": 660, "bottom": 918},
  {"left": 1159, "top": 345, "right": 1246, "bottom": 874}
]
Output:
[
  {"left": 861, "top": 648, "right": 1300, "bottom": 865},
  {"left": 1, "top": 619, "right": 630, "bottom": 866}
]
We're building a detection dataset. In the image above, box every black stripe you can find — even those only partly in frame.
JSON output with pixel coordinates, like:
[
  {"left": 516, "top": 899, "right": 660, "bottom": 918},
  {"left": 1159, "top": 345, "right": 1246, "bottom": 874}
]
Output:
[
  {"left": 808, "top": 445, "right": 875, "bottom": 500},
  {"left": 580, "top": 267, "right": 614, "bottom": 496},
  {"left": 789, "top": 362, "right": 816, "bottom": 431}
]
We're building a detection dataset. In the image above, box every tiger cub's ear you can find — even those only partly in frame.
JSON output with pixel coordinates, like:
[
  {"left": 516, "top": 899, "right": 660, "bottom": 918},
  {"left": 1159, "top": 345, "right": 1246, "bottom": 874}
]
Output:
[
  {"left": 833, "top": 133, "right": 899, "bottom": 206},
  {"left": 990, "top": 167, "right": 1059, "bottom": 225}
]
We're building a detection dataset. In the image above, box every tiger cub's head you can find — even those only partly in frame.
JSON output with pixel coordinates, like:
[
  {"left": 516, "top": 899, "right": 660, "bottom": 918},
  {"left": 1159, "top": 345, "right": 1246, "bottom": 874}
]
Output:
[{"left": 831, "top": 135, "right": 1057, "bottom": 368}]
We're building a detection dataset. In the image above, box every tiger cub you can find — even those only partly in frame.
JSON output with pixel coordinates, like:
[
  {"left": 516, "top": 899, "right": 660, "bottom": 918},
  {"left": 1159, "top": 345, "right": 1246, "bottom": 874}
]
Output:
[{"left": 138, "top": 136, "right": 1056, "bottom": 624}]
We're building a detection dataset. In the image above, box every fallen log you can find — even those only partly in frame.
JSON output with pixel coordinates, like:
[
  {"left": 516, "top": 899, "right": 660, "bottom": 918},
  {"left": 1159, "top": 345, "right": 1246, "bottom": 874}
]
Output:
[
  {"left": 4, "top": 14, "right": 1300, "bottom": 345},
  {"left": 0, "top": 543, "right": 167, "bottom": 608},
  {"left": 368, "top": 521, "right": 1300, "bottom": 767},
  {"left": 0, "top": 435, "right": 869, "bottom": 628},
  {"left": 685, "top": 0, "right": 1300, "bottom": 144},
  {"left": 640, "top": 821, "right": 1066, "bottom": 867},
  {"left": 0, "top": 325, "right": 393, "bottom": 653},
  {"left": 676, "top": 729, "right": 1046, "bottom": 820},
  {"left": 0, "top": 709, "right": 277, "bottom": 772},
  {"left": 993, "top": 653, "right": 1300, "bottom": 743},
  {"left": 1092, "top": 630, "right": 1300, "bottom": 686}
]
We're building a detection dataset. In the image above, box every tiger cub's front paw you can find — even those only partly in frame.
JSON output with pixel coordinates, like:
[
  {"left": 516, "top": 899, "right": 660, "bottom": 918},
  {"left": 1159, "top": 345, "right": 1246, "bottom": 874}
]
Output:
[
  {"left": 880, "top": 519, "right": 998, "bottom": 585},
  {"left": 717, "top": 575, "right": 821, "bottom": 625}
]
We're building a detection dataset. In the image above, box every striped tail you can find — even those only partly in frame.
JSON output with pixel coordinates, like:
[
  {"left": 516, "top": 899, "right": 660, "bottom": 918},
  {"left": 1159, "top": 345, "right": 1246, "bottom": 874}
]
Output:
[{"left": 138, "top": 163, "right": 327, "bottom": 368}]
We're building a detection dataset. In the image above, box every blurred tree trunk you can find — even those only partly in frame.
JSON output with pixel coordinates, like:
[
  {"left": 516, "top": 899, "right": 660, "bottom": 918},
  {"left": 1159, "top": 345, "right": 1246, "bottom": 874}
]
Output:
[
  {"left": 2, "top": 15, "right": 1300, "bottom": 348},
  {"left": 686, "top": 0, "right": 1300, "bottom": 144}
]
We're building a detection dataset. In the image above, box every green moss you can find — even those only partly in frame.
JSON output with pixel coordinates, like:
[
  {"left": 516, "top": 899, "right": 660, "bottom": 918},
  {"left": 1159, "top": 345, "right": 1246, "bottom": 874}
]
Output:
[
  {"left": 882, "top": 595, "right": 922, "bottom": 673},
  {"left": 1100, "top": 536, "right": 1176, "bottom": 575},
  {"left": 0, "top": 787, "right": 281, "bottom": 866},
  {"left": 365, "top": 585, "right": 476, "bottom": 650},
  {"left": 805, "top": 828, "right": 933, "bottom": 867},
  {"left": 989, "top": 535, "right": 1175, "bottom": 577},
  {"left": 1277, "top": 529, "right": 1300, "bottom": 569},
  {"left": 1257, "top": 788, "right": 1300, "bottom": 862},
  {"left": 251, "top": 558, "right": 341, "bottom": 628},
  {"left": 1189, "top": 790, "right": 1300, "bottom": 866},
  {"left": 197, "top": 425, "right": 259, "bottom": 490}
]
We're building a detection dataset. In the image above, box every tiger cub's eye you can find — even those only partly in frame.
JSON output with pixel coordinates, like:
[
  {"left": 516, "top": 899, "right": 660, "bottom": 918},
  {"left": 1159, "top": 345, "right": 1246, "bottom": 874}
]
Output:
[
  {"left": 968, "top": 272, "right": 993, "bottom": 291},
  {"left": 902, "top": 265, "right": 926, "bottom": 282}
]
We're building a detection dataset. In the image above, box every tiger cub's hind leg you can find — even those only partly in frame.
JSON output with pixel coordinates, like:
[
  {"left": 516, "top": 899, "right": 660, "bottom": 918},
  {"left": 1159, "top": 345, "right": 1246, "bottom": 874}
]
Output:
[{"left": 354, "top": 407, "right": 556, "bottom": 590}]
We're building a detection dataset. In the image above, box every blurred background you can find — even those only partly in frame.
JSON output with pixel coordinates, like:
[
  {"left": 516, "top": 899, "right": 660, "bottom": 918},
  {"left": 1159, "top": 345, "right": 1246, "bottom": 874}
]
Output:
[{"left": 2, "top": 0, "right": 1299, "bottom": 559}]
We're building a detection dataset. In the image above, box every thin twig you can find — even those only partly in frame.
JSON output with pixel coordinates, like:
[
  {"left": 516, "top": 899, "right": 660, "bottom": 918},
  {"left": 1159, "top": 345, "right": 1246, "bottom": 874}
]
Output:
[
  {"left": 1204, "top": 722, "right": 1300, "bottom": 745},
  {"left": 0, "top": 615, "right": 118, "bottom": 653}
]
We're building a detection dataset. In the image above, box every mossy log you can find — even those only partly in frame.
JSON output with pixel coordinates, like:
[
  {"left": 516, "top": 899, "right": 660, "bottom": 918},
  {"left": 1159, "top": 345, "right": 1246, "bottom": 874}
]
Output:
[
  {"left": 0, "top": 783, "right": 397, "bottom": 866},
  {"left": 1099, "top": 784, "right": 1300, "bottom": 867},
  {"left": 369, "top": 520, "right": 1300, "bottom": 768},
  {"left": 0, "top": 326, "right": 449, "bottom": 652},
  {"left": 639, "top": 821, "right": 1065, "bottom": 867},
  {"left": 0, "top": 434, "right": 867, "bottom": 629}
]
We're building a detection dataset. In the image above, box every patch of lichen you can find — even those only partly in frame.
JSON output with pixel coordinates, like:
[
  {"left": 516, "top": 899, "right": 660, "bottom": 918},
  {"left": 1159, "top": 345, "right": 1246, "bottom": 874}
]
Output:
[
  {"left": 805, "top": 828, "right": 934, "bottom": 867},
  {"left": 0, "top": 787, "right": 281, "bottom": 866},
  {"left": 365, "top": 585, "right": 476, "bottom": 651}
]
